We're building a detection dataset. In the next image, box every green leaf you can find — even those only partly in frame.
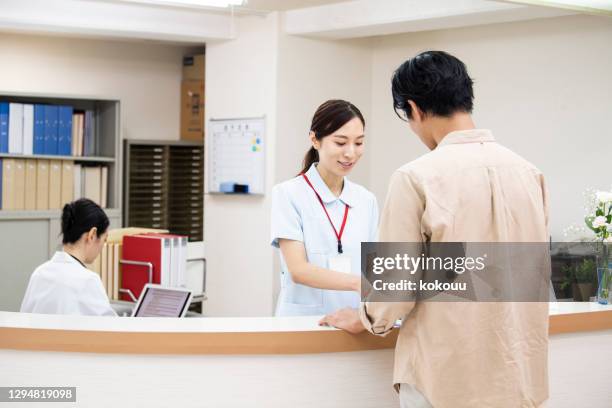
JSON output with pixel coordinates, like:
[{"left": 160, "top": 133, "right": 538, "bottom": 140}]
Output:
[{"left": 585, "top": 216, "right": 597, "bottom": 232}]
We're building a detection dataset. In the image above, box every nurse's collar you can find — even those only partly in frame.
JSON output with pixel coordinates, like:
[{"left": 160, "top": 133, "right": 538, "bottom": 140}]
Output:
[{"left": 306, "top": 163, "right": 357, "bottom": 207}]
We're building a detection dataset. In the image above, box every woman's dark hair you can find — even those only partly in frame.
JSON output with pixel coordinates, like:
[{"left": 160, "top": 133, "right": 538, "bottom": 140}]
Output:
[
  {"left": 61, "top": 198, "right": 109, "bottom": 244},
  {"left": 300, "top": 99, "right": 365, "bottom": 175},
  {"left": 392, "top": 50, "right": 474, "bottom": 121}
]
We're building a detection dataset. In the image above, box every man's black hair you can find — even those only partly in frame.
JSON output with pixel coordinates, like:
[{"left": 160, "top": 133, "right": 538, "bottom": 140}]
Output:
[{"left": 392, "top": 51, "right": 474, "bottom": 121}]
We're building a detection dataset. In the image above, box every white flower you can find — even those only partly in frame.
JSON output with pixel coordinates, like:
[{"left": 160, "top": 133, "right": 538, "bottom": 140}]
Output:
[
  {"left": 593, "top": 216, "right": 607, "bottom": 228},
  {"left": 596, "top": 191, "right": 612, "bottom": 203}
]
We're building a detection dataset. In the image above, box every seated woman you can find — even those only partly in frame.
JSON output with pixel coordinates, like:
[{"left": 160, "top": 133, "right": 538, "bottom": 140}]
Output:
[{"left": 20, "top": 198, "right": 116, "bottom": 316}]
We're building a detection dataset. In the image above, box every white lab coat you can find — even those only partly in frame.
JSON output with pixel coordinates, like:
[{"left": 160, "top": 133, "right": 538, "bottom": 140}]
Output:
[{"left": 20, "top": 251, "right": 116, "bottom": 316}]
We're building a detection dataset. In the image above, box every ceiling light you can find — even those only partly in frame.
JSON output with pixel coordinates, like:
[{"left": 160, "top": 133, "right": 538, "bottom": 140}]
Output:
[
  {"left": 115, "top": 0, "right": 246, "bottom": 9},
  {"left": 501, "top": 0, "right": 612, "bottom": 15}
]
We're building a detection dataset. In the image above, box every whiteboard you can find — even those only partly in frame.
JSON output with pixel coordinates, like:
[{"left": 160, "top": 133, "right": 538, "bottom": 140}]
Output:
[{"left": 207, "top": 117, "right": 265, "bottom": 194}]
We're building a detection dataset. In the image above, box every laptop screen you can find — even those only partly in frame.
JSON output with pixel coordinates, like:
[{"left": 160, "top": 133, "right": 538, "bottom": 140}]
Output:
[{"left": 132, "top": 286, "right": 191, "bottom": 317}]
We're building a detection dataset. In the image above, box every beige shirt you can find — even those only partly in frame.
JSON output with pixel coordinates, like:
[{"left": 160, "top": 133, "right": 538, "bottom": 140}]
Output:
[{"left": 360, "top": 129, "right": 549, "bottom": 408}]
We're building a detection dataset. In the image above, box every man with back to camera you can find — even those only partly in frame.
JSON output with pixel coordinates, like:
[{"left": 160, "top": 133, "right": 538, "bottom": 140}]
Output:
[{"left": 320, "top": 51, "right": 550, "bottom": 407}]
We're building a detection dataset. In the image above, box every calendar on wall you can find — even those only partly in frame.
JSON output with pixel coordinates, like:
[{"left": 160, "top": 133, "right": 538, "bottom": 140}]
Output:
[{"left": 207, "top": 117, "right": 265, "bottom": 195}]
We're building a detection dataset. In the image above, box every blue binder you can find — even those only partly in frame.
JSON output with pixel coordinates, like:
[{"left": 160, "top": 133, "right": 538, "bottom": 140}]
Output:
[
  {"left": 44, "top": 105, "right": 59, "bottom": 155},
  {"left": 58, "top": 106, "right": 73, "bottom": 156},
  {"left": 0, "top": 103, "right": 8, "bottom": 153},
  {"left": 33, "top": 104, "right": 46, "bottom": 155}
]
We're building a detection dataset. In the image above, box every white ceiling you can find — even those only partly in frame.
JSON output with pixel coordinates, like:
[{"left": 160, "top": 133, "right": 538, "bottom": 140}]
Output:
[{"left": 0, "top": 0, "right": 596, "bottom": 44}]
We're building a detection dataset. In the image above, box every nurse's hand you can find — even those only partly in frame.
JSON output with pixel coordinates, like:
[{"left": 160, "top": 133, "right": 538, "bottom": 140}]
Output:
[{"left": 319, "top": 308, "right": 365, "bottom": 334}]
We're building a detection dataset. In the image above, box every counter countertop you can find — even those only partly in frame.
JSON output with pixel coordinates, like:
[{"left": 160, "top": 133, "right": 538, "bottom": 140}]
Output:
[
  {"left": 1, "top": 302, "right": 610, "bottom": 332},
  {"left": 1, "top": 302, "right": 610, "bottom": 355}
]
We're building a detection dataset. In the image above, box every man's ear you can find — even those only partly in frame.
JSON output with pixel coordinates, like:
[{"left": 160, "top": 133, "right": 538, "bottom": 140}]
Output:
[
  {"left": 407, "top": 100, "right": 424, "bottom": 122},
  {"left": 309, "top": 131, "right": 319, "bottom": 150}
]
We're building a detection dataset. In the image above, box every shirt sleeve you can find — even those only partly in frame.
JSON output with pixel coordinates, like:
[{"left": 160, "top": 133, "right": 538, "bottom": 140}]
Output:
[
  {"left": 360, "top": 169, "right": 425, "bottom": 336},
  {"left": 270, "top": 183, "right": 304, "bottom": 248}
]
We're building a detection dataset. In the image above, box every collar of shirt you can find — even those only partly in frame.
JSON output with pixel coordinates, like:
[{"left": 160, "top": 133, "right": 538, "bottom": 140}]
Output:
[
  {"left": 53, "top": 251, "right": 85, "bottom": 268},
  {"left": 437, "top": 129, "right": 495, "bottom": 147},
  {"left": 305, "top": 163, "right": 357, "bottom": 207}
]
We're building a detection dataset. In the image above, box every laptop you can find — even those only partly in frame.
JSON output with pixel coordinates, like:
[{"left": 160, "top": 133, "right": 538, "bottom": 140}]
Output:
[{"left": 131, "top": 283, "right": 193, "bottom": 318}]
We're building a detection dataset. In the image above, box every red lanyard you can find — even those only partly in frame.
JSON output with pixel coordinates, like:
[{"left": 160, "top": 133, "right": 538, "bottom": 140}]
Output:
[{"left": 302, "top": 174, "right": 349, "bottom": 254}]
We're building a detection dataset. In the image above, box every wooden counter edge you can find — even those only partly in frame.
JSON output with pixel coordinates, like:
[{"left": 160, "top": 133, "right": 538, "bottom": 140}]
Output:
[
  {"left": 549, "top": 309, "right": 612, "bottom": 335},
  {"left": 0, "top": 310, "right": 610, "bottom": 355},
  {"left": 0, "top": 327, "right": 399, "bottom": 355}
]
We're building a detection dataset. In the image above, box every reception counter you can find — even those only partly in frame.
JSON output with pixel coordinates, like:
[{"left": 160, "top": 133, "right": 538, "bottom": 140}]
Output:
[{"left": 1, "top": 303, "right": 611, "bottom": 407}]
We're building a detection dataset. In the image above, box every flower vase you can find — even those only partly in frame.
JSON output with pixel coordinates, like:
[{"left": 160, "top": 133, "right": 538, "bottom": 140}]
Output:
[{"left": 597, "top": 243, "right": 611, "bottom": 305}]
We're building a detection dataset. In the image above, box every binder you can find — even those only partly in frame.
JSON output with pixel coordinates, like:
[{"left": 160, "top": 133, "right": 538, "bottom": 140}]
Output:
[
  {"left": 75, "top": 113, "right": 84, "bottom": 157},
  {"left": 113, "top": 243, "right": 120, "bottom": 301},
  {"left": 2, "top": 159, "right": 15, "bottom": 210},
  {"left": 106, "top": 243, "right": 114, "bottom": 299},
  {"left": 0, "top": 159, "right": 2, "bottom": 209},
  {"left": 73, "top": 164, "right": 82, "bottom": 200},
  {"left": 13, "top": 160, "right": 25, "bottom": 210},
  {"left": 100, "top": 244, "right": 108, "bottom": 295},
  {"left": 8, "top": 103, "right": 24, "bottom": 154},
  {"left": 33, "top": 105, "right": 45, "bottom": 154},
  {"left": 22, "top": 104, "right": 34, "bottom": 155},
  {"left": 83, "top": 166, "right": 101, "bottom": 205},
  {"left": 24, "top": 159, "right": 37, "bottom": 210},
  {"left": 157, "top": 234, "right": 180, "bottom": 287},
  {"left": 121, "top": 234, "right": 171, "bottom": 300},
  {"left": 44, "top": 105, "right": 59, "bottom": 155},
  {"left": 60, "top": 161, "right": 74, "bottom": 206},
  {"left": 83, "top": 110, "right": 95, "bottom": 156},
  {"left": 0, "top": 103, "right": 8, "bottom": 153},
  {"left": 178, "top": 236, "right": 188, "bottom": 288},
  {"left": 58, "top": 106, "right": 73, "bottom": 156},
  {"left": 71, "top": 113, "right": 78, "bottom": 156},
  {"left": 100, "top": 165, "right": 108, "bottom": 208},
  {"left": 149, "top": 233, "right": 187, "bottom": 288},
  {"left": 35, "top": 160, "right": 49, "bottom": 210},
  {"left": 83, "top": 111, "right": 89, "bottom": 156},
  {"left": 48, "top": 160, "right": 62, "bottom": 209}
]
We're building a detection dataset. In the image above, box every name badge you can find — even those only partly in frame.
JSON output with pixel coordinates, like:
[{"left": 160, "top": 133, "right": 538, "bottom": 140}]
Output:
[{"left": 329, "top": 255, "right": 352, "bottom": 274}]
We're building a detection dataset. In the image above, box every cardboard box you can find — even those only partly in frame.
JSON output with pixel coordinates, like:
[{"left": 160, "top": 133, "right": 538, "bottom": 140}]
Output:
[
  {"left": 180, "top": 79, "right": 204, "bottom": 141},
  {"left": 182, "top": 54, "right": 205, "bottom": 80}
]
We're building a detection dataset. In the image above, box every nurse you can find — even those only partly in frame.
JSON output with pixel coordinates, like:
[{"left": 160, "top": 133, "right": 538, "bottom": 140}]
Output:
[
  {"left": 271, "top": 99, "right": 379, "bottom": 316},
  {"left": 20, "top": 198, "right": 116, "bottom": 316}
]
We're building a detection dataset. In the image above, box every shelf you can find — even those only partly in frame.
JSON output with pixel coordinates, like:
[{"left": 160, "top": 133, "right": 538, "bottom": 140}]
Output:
[
  {"left": 1, "top": 90, "right": 118, "bottom": 101},
  {"left": 0, "top": 153, "right": 115, "bottom": 163},
  {"left": 0, "top": 92, "right": 122, "bottom": 313},
  {"left": 0, "top": 208, "right": 121, "bottom": 220},
  {"left": 123, "top": 139, "right": 203, "bottom": 147}
]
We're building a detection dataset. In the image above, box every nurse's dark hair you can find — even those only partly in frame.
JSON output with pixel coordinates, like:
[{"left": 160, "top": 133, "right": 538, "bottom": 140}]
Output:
[
  {"left": 300, "top": 99, "right": 365, "bottom": 175},
  {"left": 391, "top": 50, "right": 474, "bottom": 121},
  {"left": 61, "top": 198, "right": 110, "bottom": 244}
]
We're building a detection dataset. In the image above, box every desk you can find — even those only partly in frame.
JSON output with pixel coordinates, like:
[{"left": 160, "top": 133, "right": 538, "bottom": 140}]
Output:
[{"left": 1, "top": 303, "right": 611, "bottom": 407}]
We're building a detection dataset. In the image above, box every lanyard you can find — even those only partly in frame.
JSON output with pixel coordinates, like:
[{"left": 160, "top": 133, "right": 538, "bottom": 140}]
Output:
[
  {"left": 302, "top": 174, "right": 349, "bottom": 254},
  {"left": 67, "top": 253, "right": 86, "bottom": 268}
]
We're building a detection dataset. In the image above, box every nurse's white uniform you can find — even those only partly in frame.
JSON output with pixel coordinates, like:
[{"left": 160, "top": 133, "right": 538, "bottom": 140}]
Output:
[
  {"left": 20, "top": 251, "right": 116, "bottom": 316},
  {"left": 271, "top": 163, "right": 378, "bottom": 316}
]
